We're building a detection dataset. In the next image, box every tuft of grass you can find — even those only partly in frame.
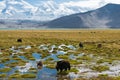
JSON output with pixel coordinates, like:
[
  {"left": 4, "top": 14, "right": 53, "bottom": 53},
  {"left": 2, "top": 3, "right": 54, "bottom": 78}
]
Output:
[
  {"left": 91, "top": 65, "right": 109, "bottom": 72},
  {"left": 46, "top": 57, "right": 54, "bottom": 61},
  {"left": 9, "top": 73, "right": 21, "bottom": 78},
  {"left": 97, "top": 59, "right": 113, "bottom": 64},
  {"left": 6, "top": 60, "right": 27, "bottom": 67},
  {"left": 77, "top": 56, "right": 92, "bottom": 61},
  {"left": 57, "top": 55, "right": 69, "bottom": 59},
  {"left": 0, "top": 74, "right": 7, "bottom": 78},
  {"left": 70, "top": 60, "right": 82, "bottom": 65},
  {"left": 21, "top": 73, "right": 36, "bottom": 78},
  {"left": 98, "top": 74, "right": 108, "bottom": 77},
  {"left": 46, "top": 64, "right": 55, "bottom": 69},
  {"left": 69, "top": 68, "right": 79, "bottom": 74},
  {"left": 0, "top": 68, "right": 12, "bottom": 72},
  {"left": 29, "top": 68, "right": 37, "bottom": 73},
  {"left": 57, "top": 71, "right": 69, "bottom": 75},
  {"left": 1, "top": 58, "right": 10, "bottom": 63}
]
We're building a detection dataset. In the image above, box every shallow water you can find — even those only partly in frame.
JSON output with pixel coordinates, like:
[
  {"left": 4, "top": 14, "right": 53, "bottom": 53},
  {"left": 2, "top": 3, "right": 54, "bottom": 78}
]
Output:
[
  {"left": 32, "top": 53, "right": 41, "bottom": 61},
  {"left": 0, "top": 44, "right": 76, "bottom": 80},
  {"left": 36, "top": 68, "right": 57, "bottom": 80},
  {"left": 0, "top": 64, "right": 4, "bottom": 69},
  {"left": 1, "top": 44, "right": 120, "bottom": 80}
]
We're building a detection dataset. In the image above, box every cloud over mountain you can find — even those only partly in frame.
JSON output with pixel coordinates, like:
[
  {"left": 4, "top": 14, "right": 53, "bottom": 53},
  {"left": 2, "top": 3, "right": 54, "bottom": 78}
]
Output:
[
  {"left": 46, "top": 4, "right": 120, "bottom": 28},
  {"left": 0, "top": 0, "right": 120, "bottom": 20}
]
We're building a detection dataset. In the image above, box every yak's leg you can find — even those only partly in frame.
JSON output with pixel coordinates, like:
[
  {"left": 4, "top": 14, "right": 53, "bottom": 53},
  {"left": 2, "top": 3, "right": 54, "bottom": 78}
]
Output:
[
  {"left": 56, "top": 67, "right": 59, "bottom": 71},
  {"left": 60, "top": 68, "right": 63, "bottom": 72},
  {"left": 68, "top": 66, "right": 71, "bottom": 70},
  {"left": 65, "top": 67, "right": 67, "bottom": 71}
]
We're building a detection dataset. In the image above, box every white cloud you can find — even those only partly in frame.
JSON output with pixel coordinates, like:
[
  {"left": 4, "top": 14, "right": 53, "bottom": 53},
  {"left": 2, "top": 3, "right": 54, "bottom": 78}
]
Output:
[
  {"left": 60, "top": 0, "right": 120, "bottom": 10},
  {"left": 104, "top": 0, "right": 120, "bottom": 4},
  {"left": 0, "top": 0, "right": 120, "bottom": 20},
  {"left": 60, "top": 0, "right": 107, "bottom": 12},
  {"left": 0, "top": 1, "right": 6, "bottom": 13},
  {"left": 22, "top": 0, "right": 120, "bottom": 20}
]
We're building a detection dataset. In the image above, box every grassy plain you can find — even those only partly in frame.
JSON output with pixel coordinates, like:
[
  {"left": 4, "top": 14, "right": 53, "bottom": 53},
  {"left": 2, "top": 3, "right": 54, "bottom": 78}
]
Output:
[
  {"left": 0, "top": 29, "right": 120, "bottom": 49},
  {"left": 0, "top": 29, "right": 120, "bottom": 80}
]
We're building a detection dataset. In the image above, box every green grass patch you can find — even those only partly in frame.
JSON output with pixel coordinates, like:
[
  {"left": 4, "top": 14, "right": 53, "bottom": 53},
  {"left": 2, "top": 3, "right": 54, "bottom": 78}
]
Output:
[
  {"left": 46, "top": 64, "right": 55, "bottom": 69},
  {"left": 0, "top": 68, "right": 12, "bottom": 72},
  {"left": 0, "top": 74, "right": 7, "bottom": 78},
  {"left": 97, "top": 59, "right": 113, "bottom": 64},
  {"left": 69, "top": 68, "right": 79, "bottom": 73},
  {"left": 21, "top": 73, "right": 36, "bottom": 78},
  {"left": 9, "top": 73, "right": 21, "bottom": 78},
  {"left": 98, "top": 74, "right": 108, "bottom": 77},
  {"left": 70, "top": 60, "right": 82, "bottom": 65},
  {"left": 91, "top": 65, "right": 109, "bottom": 72},
  {"left": 29, "top": 68, "right": 37, "bottom": 73},
  {"left": 6, "top": 60, "right": 27, "bottom": 67},
  {"left": 57, "top": 71, "right": 69, "bottom": 75},
  {"left": 57, "top": 55, "right": 69, "bottom": 59},
  {"left": 1, "top": 58, "right": 10, "bottom": 63},
  {"left": 77, "top": 56, "right": 92, "bottom": 61}
]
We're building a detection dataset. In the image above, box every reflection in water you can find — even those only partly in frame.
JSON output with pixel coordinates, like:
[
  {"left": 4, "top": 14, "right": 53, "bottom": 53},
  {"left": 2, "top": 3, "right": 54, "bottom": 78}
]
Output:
[
  {"left": 32, "top": 53, "right": 41, "bottom": 61},
  {"left": 0, "top": 64, "right": 4, "bottom": 69}
]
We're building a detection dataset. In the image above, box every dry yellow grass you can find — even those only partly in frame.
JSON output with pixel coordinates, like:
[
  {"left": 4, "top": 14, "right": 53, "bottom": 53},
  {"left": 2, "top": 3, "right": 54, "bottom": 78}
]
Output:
[{"left": 0, "top": 29, "right": 120, "bottom": 48}]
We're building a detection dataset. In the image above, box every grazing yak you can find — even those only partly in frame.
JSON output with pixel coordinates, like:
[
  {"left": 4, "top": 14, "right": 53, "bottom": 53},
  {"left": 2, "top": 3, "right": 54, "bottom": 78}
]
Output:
[
  {"left": 37, "top": 61, "right": 43, "bottom": 69},
  {"left": 56, "top": 60, "right": 71, "bottom": 72},
  {"left": 17, "top": 38, "right": 22, "bottom": 43},
  {"left": 97, "top": 43, "right": 102, "bottom": 48},
  {"left": 79, "top": 42, "right": 83, "bottom": 48}
]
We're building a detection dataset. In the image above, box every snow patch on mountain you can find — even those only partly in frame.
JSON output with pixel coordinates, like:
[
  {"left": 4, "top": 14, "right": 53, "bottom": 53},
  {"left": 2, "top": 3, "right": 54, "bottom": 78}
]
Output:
[{"left": 0, "top": 0, "right": 109, "bottom": 20}]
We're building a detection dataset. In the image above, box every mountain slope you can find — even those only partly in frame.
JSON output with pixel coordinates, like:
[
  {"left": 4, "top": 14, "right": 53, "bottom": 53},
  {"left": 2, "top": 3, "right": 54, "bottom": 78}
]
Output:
[
  {"left": 47, "top": 4, "right": 120, "bottom": 28},
  {"left": 0, "top": 0, "right": 106, "bottom": 20},
  {"left": 0, "top": 0, "right": 37, "bottom": 19}
]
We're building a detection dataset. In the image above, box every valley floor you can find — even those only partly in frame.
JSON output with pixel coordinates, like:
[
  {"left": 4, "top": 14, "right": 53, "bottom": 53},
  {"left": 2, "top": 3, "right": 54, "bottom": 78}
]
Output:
[
  {"left": 0, "top": 29, "right": 120, "bottom": 48},
  {"left": 0, "top": 29, "right": 120, "bottom": 80}
]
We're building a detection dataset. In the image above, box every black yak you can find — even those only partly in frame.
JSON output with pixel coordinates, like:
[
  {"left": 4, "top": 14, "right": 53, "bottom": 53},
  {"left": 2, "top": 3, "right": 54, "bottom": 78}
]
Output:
[
  {"left": 79, "top": 42, "right": 83, "bottom": 48},
  {"left": 56, "top": 60, "right": 70, "bottom": 72},
  {"left": 97, "top": 43, "right": 102, "bottom": 48},
  {"left": 17, "top": 38, "right": 22, "bottom": 42},
  {"left": 37, "top": 61, "right": 43, "bottom": 69}
]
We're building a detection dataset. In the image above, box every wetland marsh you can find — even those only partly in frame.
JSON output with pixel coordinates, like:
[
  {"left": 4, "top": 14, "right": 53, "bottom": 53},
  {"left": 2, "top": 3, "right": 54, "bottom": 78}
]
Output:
[{"left": 0, "top": 30, "right": 120, "bottom": 80}]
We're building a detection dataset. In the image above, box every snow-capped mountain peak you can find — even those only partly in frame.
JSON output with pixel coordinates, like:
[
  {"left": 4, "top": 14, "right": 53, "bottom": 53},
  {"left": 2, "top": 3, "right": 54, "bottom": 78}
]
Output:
[
  {"left": 0, "top": 0, "right": 38, "bottom": 19},
  {"left": 0, "top": 0, "right": 108, "bottom": 20}
]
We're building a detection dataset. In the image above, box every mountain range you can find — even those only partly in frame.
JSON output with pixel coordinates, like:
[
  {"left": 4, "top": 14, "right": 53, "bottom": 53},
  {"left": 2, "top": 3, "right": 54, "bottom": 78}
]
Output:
[
  {"left": 0, "top": 0, "right": 99, "bottom": 20},
  {"left": 47, "top": 3, "right": 120, "bottom": 28},
  {"left": 0, "top": 1, "right": 120, "bottom": 28}
]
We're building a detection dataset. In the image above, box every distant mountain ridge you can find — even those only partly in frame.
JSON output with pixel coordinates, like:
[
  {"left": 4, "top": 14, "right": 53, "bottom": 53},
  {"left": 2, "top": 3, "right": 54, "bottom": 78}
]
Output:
[
  {"left": 0, "top": 19, "right": 47, "bottom": 29},
  {"left": 47, "top": 3, "right": 120, "bottom": 28},
  {"left": 0, "top": 3, "right": 120, "bottom": 29},
  {"left": 0, "top": 0, "right": 102, "bottom": 21}
]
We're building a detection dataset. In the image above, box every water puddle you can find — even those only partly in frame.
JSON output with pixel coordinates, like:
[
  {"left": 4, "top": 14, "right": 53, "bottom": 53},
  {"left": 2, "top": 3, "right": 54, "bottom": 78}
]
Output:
[
  {"left": 32, "top": 53, "right": 41, "bottom": 61},
  {"left": 0, "top": 44, "right": 120, "bottom": 80},
  {"left": 36, "top": 68, "right": 57, "bottom": 80}
]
